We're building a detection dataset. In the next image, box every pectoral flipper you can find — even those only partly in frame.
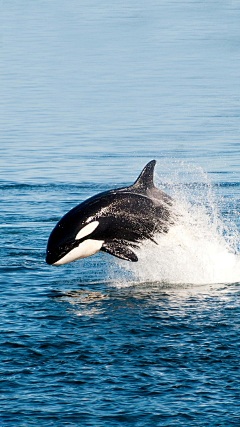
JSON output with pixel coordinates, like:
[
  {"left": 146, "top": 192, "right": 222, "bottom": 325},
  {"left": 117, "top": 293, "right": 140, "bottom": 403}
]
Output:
[{"left": 101, "top": 241, "right": 138, "bottom": 262}]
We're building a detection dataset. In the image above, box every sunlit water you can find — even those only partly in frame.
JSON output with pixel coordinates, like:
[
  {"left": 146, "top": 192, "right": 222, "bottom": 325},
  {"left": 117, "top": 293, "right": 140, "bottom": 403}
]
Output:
[{"left": 1, "top": 1, "right": 240, "bottom": 426}]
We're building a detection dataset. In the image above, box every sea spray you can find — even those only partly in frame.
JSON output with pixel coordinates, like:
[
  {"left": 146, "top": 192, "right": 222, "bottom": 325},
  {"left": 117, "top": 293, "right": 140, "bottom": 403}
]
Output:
[{"left": 112, "top": 161, "right": 240, "bottom": 285}]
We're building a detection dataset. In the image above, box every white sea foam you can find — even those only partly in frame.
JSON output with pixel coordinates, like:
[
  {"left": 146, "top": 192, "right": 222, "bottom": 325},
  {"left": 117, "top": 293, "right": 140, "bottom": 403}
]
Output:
[{"left": 115, "top": 162, "right": 240, "bottom": 285}]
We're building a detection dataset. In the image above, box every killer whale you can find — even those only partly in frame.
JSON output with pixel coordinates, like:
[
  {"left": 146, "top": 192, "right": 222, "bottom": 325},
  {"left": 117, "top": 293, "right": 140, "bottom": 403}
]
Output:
[{"left": 46, "top": 160, "right": 173, "bottom": 266}]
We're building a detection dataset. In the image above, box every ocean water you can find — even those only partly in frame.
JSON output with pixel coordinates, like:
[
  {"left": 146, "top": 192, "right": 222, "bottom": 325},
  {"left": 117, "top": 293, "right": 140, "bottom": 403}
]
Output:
[{"left": 1, "top": 1, "right": 240, "bottom": 426}]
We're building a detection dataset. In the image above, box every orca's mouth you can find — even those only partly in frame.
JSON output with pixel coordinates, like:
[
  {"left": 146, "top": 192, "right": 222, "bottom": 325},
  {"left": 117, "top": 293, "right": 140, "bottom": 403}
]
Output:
[
  {"left": 46, "top": 249, "right": 65, "bottom": 265},
  {"left": 46, "top": 251, "right": 61, "bottom": 265},
  {"left": 46, "top": 240, "right": 79, "bottom": 265}
]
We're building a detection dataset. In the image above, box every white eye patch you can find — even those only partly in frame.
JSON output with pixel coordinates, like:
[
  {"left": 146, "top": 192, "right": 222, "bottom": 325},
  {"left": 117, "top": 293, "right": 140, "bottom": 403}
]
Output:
[{"left": 75, "top": 221, "right": 99, "bottom": 240}]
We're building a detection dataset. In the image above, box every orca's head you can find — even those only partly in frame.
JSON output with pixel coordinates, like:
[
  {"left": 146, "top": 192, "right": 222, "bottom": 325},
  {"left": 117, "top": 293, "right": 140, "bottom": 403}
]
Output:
[{"left": 46, "top": 213, "right": 103, "bottom": 266}]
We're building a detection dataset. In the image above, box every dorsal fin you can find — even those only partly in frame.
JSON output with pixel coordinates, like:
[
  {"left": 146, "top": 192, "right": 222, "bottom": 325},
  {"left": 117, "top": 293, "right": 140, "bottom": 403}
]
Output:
[{"left": 131, "top": 160, "right": 156, "bottom": 191}]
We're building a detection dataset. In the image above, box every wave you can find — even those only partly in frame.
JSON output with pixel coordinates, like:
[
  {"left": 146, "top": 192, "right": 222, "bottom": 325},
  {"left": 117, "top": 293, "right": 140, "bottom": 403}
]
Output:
[{"left": 114, "top": 162, "right": 240, "bottom": 285}]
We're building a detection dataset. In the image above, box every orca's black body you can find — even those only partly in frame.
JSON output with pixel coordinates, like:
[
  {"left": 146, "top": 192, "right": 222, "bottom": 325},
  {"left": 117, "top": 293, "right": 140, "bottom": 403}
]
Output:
[{"left": 46, "top": 160, "right": 173, "bottom": 265}]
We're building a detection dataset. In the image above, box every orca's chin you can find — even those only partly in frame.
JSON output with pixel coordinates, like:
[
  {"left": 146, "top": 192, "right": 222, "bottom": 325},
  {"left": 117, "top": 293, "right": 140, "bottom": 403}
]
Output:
[
  {"left": 46, "top": 240, "right": 79, "bottom": 266},
  {"left": 46, "top": 239, "right": 104, "bottom": 266},
  {"left": 46, "top": 252, "right": 62, "bottom": 266}
]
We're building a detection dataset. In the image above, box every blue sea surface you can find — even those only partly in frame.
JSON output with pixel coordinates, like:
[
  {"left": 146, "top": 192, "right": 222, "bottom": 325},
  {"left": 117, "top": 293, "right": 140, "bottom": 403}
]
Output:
[{"left": 1, "top": 1, "right": 240, "bottom": 426}]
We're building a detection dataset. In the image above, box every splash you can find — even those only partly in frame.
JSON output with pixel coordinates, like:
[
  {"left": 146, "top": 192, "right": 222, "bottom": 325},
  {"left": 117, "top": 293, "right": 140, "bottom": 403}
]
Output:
[{"left": 114, "top": 161, "right": 240, "bottom": 285}]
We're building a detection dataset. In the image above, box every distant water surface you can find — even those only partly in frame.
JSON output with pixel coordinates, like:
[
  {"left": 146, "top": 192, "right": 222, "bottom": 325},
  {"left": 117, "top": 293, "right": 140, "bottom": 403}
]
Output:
[{"left": 1, "top": 1, "right": 240, "bottom": 426}]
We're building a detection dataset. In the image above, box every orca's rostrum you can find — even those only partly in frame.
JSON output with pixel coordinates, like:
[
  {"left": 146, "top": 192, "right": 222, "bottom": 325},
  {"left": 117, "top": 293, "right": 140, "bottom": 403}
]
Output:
[{"left": 46, "top": 160, "right": 173, "bottom": 266}]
